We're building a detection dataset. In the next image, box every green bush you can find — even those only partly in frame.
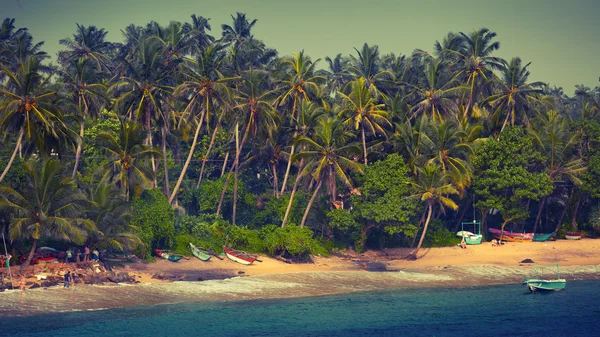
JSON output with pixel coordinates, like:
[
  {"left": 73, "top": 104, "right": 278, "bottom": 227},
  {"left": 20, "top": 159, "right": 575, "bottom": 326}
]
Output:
[
  {"left": 423, "top": 221, "right": 460, "bottom": 247},
  {"left": 260, "top": 224, "right": 326, "bottom": 261},
  {"left": 131, "top": 189, "right": 175, "bottom": 259}
]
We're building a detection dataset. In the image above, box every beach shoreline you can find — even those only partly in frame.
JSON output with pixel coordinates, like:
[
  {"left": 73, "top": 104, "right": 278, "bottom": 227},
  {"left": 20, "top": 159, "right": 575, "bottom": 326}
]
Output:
[{"left": 1, "top": 239, "right": 599, "bottom": 316}]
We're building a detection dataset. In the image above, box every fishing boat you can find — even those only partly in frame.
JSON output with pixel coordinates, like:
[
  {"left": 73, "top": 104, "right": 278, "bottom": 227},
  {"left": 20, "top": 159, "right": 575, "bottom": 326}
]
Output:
[
  {"left": 565, "top": 231, "right": 583, "bottom": 240},
  {"left": 223, "top": 246, "right": 258, "bottom": 265},
  {"left": 456, "top": 220, "right": 482, "bottom": 245},
  {"left": 522, "top": 264, "right": 566, "bottom": 292},
  {"left": 488, "top": 228, "right": 533, "bottom": 242},
  {"left": 189, "top": 243, "right": 211, "bottom": 261},
  {"left": 533, "top": 233, "right": 553, "bottom": 242},
  {"left": 155, "top": 249, "right": 182, "bottom": 262}
]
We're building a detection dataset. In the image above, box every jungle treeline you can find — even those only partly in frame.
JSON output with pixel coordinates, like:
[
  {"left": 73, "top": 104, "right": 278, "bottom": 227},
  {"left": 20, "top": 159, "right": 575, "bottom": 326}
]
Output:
[{"left": 1, "top": 13, "right": 600, "bottom": 262}]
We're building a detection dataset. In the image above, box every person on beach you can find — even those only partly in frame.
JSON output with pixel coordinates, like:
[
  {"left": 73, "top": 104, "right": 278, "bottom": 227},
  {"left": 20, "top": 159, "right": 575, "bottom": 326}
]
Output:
[
  {"left": 66, "top": 249, "right": 72, "bottom": 263},
  {"left": 70, "top": 271, "right": 75, "bottom": 287},
  {"left": 5, "top": 254, "right": 11, "bottom": 268},
  {"left": 460, "top": 237, "right": 467, "bottom": 249},
  {"left": 84, "top": 246, "right": 90, "bottom": 261},
  {"left": 92, "top": 249, "right": 99, "bottom": 261},
  {"left": 64, "top": 271, "right": 71, "bottom": 289},
  {"left": 20, "top": 276, "right": 26, "bottom": 292}
]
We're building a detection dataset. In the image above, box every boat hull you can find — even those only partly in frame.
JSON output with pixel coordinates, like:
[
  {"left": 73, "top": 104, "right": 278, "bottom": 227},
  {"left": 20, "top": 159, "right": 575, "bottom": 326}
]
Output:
[
  {"left": 189, "top": 243, "right": 211, "bottom": 261},
  {"left": 522, "top": 278, "right": 566, "bottom": 292},
  {"left": 565, "top": 231, "right": 583, "bottom": 240},
  {"left": 223, "top": 246, "right": 257, "bottom": 265},
  {"left": 533, "top": 233, "right": 553, "bottom": 242},
  {"left": 465, "top": 235, "right": 482, "bottom": 245},
  {"left": 489, "top": 228, "right": 533, "bottom": 242}
]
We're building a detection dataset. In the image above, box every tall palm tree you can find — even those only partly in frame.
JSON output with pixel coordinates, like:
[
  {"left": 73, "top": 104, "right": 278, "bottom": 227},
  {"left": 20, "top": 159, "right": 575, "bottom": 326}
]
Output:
[
  {"left": 0, "top": 159, "right": 94, "bottom": 268},
  {"left": 58, "top": 24, "right": 114, "bottom": 71},
  {"left": 338, "top": 77, "right": 392, "bottom": 166},
  {"left": 169, "top": 44, "right": 233, "bottom": 204},
  {"left": 183, "top": 15, "right": 215, "bottom": 54},
  {"left": 57, "top": 58, "right": 108, "bottom": 178},
  {"left": 293, "top": 118, "right": 364, "bottom": 228},
  {"left": 484, "top": 57, "right": 545, "bottom": 133},
  {"left": 221, "top": 12, "right": 257, "bottom": 49},
  {"left": 405, "top": 56, "right": 466, "bottom": 121},
  {"left": 96, "top": 121, "right": 159, "bottom": 200},
  {"left": 348, "top": 43, "right": 393, "bottom": 97},
  {"left": 275, "top": 50, "right": 324, "bottom": 194},
  {"left": 0, "top": 55, "right": 67, "bottom": 183},
  {"left": 407, "top": 164, "right": 459, "bottom": 259},
  {"left": 322, "top": 53, "right": 351, "bottom": 97},
  {"left": 216, "top": 70, "right": 278, "bottom": 225}
]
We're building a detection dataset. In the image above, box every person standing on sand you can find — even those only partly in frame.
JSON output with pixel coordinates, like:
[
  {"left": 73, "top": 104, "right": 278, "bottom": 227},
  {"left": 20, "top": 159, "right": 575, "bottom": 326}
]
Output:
[
  {"left": 66, "top": 249, "right": 72, "bottom": 263},
  {"left": 20, "top": 276, "right": 26, "bottom": 292},
  {"left": 64, "top": 271, "right": 71, "bottom": 289},
  {"left": 84, "top": 246, "right": 89, "bottom": 261}
]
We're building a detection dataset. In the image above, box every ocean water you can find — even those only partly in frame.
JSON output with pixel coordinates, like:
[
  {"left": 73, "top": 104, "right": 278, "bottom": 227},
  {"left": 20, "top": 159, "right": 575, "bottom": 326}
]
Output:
[{"left": 1, "top": 279, "right": 599, "bottom": 337}]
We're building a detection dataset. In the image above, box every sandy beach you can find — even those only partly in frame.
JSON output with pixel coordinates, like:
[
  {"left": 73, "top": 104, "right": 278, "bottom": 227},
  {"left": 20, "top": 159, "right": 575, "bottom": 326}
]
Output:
[{"left": 1, "top": 239, "right": 599, "bottom": 316}]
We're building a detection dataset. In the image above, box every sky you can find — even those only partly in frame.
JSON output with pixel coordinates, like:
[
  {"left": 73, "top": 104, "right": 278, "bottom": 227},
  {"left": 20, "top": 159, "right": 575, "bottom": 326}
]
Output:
[{"left": 3, "top": 0, "right": 600, "bottom": 94}]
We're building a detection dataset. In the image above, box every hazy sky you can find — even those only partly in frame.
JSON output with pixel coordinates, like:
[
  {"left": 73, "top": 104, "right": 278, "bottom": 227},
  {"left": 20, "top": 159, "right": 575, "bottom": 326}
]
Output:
[{"left": 4, "top": 0, "right": 599, "bottom": 94}]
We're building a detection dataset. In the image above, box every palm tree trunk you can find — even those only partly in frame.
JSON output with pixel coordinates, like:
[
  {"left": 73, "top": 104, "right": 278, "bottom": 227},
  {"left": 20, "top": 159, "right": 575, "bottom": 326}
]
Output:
[
  {"left": 21, "top": 238, "right": 38, "bottom": 270},
  {"left": 300, "top": 179, "right": 323, "bottom": 228},
  {"left": 72, "top": 115, "right": 85, "bottom": 178},
  {"left": 232, "top": 123, "right": 240, "bottom": 226},
  {"left": 410, "top": 210, "right": 427, "bottom": 248},
  {"left": 279, "top": 96, "right": 299, "bottom": 195},
  {"left": 196, "top": 111, "right": 224, "bottom": 187},
  {"left": 217, "top": 122, "right": 250, "bottom": 219},
  {"left": 147, "top": 133, "right": 157, "bottom": 188},
  {"left": 0, "top": 127, "right": 24, "bottom": 184},
  {"left": 221, "top": 151, "right": 229, "bottom": 177},
  {"left": 168, "top": 108, "right": 206, "bottom": 204},
  {"left": 533, "top": 196, "right": 546, "bottom": 233},
  {"left": 281, "top": 159, "right": 305, "bottom": 227},
  {"left": 463, "top": 80, "right": 476, "bottom": 120},
  {"left": 161, "top": 125, "right": 170, "bottom": 198},
  {"left": 271, "top": 163, "right": 279, "bottom": 197},
  {"left": 361, "top": 123, "right": 368, "bottom": 166},
  {"left": 553, "top": 186, "right": 573, "bottom": 237},
  {"left": 410, "top": 202, "right": 433, "bottom": 259},
  {"left": 571, "top": 191, "right": 582, "bottom": 231}
]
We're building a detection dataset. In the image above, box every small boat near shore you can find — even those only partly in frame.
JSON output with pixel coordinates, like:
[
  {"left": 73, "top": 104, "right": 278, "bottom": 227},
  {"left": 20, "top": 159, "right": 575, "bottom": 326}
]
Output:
[
  {"left": 189, "top": 243, "right": 211, "bottom": 261},
  {"left": 155, "top": 249, "right": 182, "bottom": 262},
  {"left": 522, "top": 264, "right": 566, "bottom": 292},
  {"left": 565, "top": 231, "right": 583, "bottom": 240},
  {"left": 223, "top": 246, "right": 259, "bottom": 265},
  {"left": 533, "top": 233, "right": 553, "bottom": 242},
  {"left": 489, "top": 228, "right": 533, "bottom": 242}
]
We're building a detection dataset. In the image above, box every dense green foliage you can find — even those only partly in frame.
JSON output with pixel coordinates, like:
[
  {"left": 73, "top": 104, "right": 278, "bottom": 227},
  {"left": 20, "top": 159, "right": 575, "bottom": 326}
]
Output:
[{"left": 0, "top": 15, "right": 599, "bottom": 262}]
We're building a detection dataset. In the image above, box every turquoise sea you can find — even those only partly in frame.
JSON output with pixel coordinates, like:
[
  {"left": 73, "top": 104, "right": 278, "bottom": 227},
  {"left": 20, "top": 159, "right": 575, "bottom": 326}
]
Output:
[{"left": 1, "top": 279, "right": 599, "bottom": 337}]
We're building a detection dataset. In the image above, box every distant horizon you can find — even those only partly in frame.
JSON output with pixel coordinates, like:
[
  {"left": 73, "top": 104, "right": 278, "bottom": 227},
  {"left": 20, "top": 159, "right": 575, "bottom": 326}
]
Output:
[{"left": 4, "top": 0, "right": 600, "bottom": 94}]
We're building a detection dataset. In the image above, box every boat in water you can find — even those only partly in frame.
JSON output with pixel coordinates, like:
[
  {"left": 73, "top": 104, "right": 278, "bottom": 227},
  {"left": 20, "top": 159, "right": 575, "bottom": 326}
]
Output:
[
  {"left": 155, "top": 249, "right": 182, "bottom": 262},
  {"left": 189, "top": 243, "right": 211, "bottom": 261},
  {"left": 223, "top": 246, "right": 258, "bottom": 265},
  {"left": 522, "top": 264, "right": 566, "bottom": 292}
]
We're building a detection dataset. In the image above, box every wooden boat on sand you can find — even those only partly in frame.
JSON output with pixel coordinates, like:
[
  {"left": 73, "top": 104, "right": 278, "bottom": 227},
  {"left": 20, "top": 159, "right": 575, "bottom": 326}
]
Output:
[
  {"left": 488, "top": 228, "right": 533, "bottom": 242},
  {"left": 533, "top": 233, "right": 553, "bottom": 242},
  {"left": 189, "top": 243, "right": 211, "bottom": 261},
  {"left": 565, "top": 231, "right": 583, "bottom": 240},
  {"left": 223, "top": 246, "right": 259, "bottom": 265},
  {"left": 155, "top": 249, "right": 182, "bottom": 262}
]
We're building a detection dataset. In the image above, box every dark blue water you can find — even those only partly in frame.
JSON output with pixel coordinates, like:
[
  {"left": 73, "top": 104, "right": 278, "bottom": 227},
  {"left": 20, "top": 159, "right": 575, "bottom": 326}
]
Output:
[{"left": 2, "top": 280, "right": 599, "bottom": 337}]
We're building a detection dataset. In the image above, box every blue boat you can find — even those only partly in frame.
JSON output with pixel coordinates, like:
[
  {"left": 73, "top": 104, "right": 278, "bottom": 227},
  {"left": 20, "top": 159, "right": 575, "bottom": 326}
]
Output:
[{"left": 533, "top": 233, "right": 553, "bottom": 242}]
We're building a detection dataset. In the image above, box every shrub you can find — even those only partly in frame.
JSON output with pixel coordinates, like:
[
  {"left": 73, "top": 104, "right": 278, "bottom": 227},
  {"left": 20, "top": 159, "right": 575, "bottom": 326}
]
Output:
[
  {"left": 260, "top": 225, "right": 325, "bottom": 261},
  {"left": 423, "top": 221, "right": 460, "bottom": 247},
  {"left": 131, "top": 189, "right": 175, "bottom": 259}
]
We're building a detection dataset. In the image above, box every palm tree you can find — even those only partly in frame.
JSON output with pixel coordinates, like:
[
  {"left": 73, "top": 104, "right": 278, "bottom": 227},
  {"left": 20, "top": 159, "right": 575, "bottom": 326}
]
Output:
[
  {"left": 405, "top": 56, "right": 466, "bottom": 121},
  {"left": 407, "top": 164, "right": 459, "bottom": 259},
  {"left": 216, "top": 70, "right": 278, "bottom": 225},
  {"left": 484, "top": 57, "right": 545, "bottom": 133},
  {"left": 275, "top": 50, "right": 324, "bottom": 194},
  {"left": 96, "top": 121, "right": 159, "bottom": 200},
  {"left": 0, "top": 159, "right": 94, "bottom": 268},
  {"left": 0, "top": 55, "right": 67, "bottom": 183},
  {"left": 183, "top": 15, "right": 215, "bottom": 54},
  {"left": 338, "top": 77, "right": 392, "bottom": 166},
  {"left": 85, "top": 181, "right": 142, "bottom": 251},
  {"left": 293, "top": 118, "right": 364, "bottom": 228},
  {"left": 58, "top": 24, "right": 114, "bottom": 71},
  {"left": 221, "top": 12, "right": 257, "bottom": 49},
  {"left": 322, "top": 53, "right": 350, "bottom": 96},
  {"left": 438, "top": 28, "right": 502, "bottom": 119},
  {"left": 348, "top": 43, "right": 393, "bottom": 97},
  {"left": 57, "top": 58, "right": 108, "bottom": 178},
  {"left": 169, "top": 43, "right": 233, "bottom": 204}
]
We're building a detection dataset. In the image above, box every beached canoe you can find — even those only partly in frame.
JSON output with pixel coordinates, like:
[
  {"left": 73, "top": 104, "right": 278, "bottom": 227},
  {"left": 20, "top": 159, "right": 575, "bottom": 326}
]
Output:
[
  {"left": 533, "top": 233, "right": 553, "bottom": 242},
  {"left": 489, "top": 228, "right": 533, "bottom": 242},
  {"left": 565, "top": 231, "right": 583, "bottom": 240},
  {"left": 223, "top": 246, "right": 258, "bottom": 265},
  {"left": 155, "top": 249, "right": 182, "bottom": 262},
  {"left": 189, "top": 243, "right": 211, "bottom": 261}
]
